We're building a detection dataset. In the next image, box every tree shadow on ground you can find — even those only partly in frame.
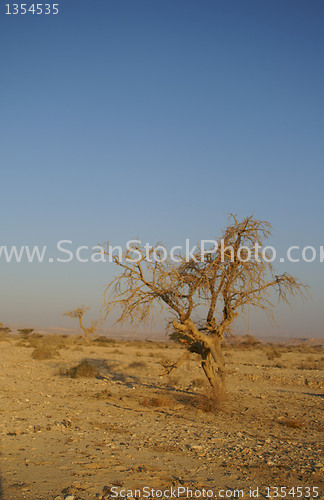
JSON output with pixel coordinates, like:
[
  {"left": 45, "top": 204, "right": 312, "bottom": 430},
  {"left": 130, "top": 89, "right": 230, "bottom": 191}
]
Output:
[
  {"left": 276, "top": 388, "right": 324, "bottom": 398},
  {"left": 60, "top": 357, "right": 198, "bottom": 395}
]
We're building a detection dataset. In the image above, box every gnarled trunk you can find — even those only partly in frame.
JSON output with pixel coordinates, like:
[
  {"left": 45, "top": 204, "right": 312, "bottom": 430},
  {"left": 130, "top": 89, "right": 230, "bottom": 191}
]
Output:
[{"left": 201, "top": 339, "right": 225, "bottom": 392}]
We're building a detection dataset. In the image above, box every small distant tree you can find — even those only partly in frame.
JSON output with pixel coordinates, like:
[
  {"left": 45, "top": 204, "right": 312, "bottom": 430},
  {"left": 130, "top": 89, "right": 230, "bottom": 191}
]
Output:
[
  {"left": 18, "top": 328, "right": 34, "bottom": 339},
  {"left": 0, "top": 327, "right": 11, "bottom": 334},
  {"left": 103, "top": 215, "right": 306, "bottom": 392},
  {"left": 63, "top": 306, "right": 99, "bottom": 343},
  {"left": 0, "top": 323, "right": 11, "bottom": 336}
]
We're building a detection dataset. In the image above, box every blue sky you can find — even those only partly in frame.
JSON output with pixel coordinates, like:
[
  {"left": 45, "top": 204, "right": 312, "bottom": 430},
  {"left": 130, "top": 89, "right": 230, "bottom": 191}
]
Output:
[{"left": 1, "top": 0, "right": 323, "bottom": 336}]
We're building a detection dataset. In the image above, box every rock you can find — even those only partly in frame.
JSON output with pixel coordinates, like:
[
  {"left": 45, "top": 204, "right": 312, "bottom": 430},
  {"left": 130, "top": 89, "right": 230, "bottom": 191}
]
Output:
[{"left": 191, "top": 445, "right": 203, "bottom": 451}]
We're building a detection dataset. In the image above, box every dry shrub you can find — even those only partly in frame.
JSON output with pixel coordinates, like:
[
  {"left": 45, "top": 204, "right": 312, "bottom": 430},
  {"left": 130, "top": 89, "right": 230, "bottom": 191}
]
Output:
[
  {"left": 141, "top": 395, "right": 173, "bottom": 408},
  {"left": 18, "top": 328, "right": 34, "bottom": 339},
  {"left": 274, "top": 362, "right": 286, "bottom": 369},
  {"left": 155, "top": 342, "right": 168, "bottom": 349},
  {"left": 17, "top": 332, "right": 43, "bottom": 347},
  {"left": 278, "top": 417, "right": 303, "bottom": 429},
  {"left": 266, "top": 347, "right": 282, "bottom": 360},
  {"left": 73, "top": 346, "right": 84, "bottom": 353},
  {"left": 93, "top": 336, "right": 116, "bottom": 345},
  {"left": 20, "top": 333, "right": 70, "bottom": 350},
  {"left": 128, "top": 361, "right": 147, "bottom": 369},
  {"left": 0, "top": 326, "right": 11, "bottom": 338},
  {"left": 297, "top": 359, "right": 323, "bottom": 370},
  {"left": 0, "top": 329, "right": 10, "bottom": 342},
  {"left": 174, "top": 385, "right": 225, "bottom": 413},
  {"left": 191, "top": 378, "right": 205, "bottom": 388},
  {"left": 67, "top": 360, "right": 100, "bottom": 378},
  {"left": 196, "top": 386, "right": 226, "bottom": 413},
  {"left": 238, "top": 334, "right": 261, "bottom": 349},
  {"left": 73, "top": 335, "right": 87, "bottom": 345},
  {"left": 166, "top": 376, "right": 179, "bottom": 387},
  {"left": 94, "top": 389, "right": 112, "bottom": 399},
  {"left": 40, "top": 335, "right": 68, "bottom": 349},
  {"left": 32, "top": 346, "right": 59, "bottom": 360},
  {"left": 112, "top": 349, "right": 122, "bottom": 354}
]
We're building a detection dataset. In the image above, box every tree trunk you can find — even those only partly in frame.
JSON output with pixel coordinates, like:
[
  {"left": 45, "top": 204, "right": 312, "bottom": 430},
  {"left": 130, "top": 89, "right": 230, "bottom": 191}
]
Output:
[
  {"left": 209, "top": 337, "right": 226, "bottom": 387},
  {"left": 78, "top": 316, "right": 90, "bottom": 344},
  {"left": 201, "top": 339, "right": 225, "bottom": 392},
  {"left": 83, "top": 330, "right": 90, "bottom": 343},
  {"left": 201, "top": 348, "right": 224, "bottom": 392}
]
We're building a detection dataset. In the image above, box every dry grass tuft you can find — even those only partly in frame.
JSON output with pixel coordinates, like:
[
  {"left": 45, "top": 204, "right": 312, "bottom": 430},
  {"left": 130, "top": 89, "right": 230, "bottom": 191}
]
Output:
[
  {"left": 266, "top": 347, "right": 282, "bottom": 360},
  {"left": 274, "top": 362, "right": 286, "bottom": 369},
  {"left": 297, "top": 358, "right": 323, "bottom": 370},
  {"left": 32, "top": 346, "right": 59, "bottom": 360},
  {"left": 20, "top": 333, "right": 70, "bottom": 350},
  {"left": 94, "top": 389, "right": 112, "bottom": 400},
  {"left": 67, "top": 360, "right": 100, "bottom": 378},
  {"left": 72, "top": 346, "right": 84, "bottom": 352},
  {"left": 238, "top": 334, "right": 261, "bottom": 349},
  {"left": 0, "top": 326, "right": 11, "bottom": 340},
  {"left": 165, "top": 376, "right": 179, "bottom": 387},
  {"left": 196, "top": 386, "right": 226, "bottom": 413},
  {"left": 141, "top": 395, "right": 173, "bottom": 408},
  {"left": 128, "top": 361, "right": 147, "bottom": 369},
  {"left": 93, "top": 336, "right": 116, "bottom": 345},
  {"left": 191, "top": 378, "right": 206, "bottom": 388}
]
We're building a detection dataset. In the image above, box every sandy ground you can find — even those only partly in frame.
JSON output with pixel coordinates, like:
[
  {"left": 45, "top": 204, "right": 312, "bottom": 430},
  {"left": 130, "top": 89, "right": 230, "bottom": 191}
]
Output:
[{"left": 0, "top": 335, "right": 323, "bottom": 500}]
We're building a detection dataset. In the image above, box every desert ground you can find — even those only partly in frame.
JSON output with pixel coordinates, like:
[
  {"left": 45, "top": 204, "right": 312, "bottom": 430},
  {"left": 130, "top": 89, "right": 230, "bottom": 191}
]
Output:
[{"left": 0, "top": 333, "right": 323, "bottom": 500}]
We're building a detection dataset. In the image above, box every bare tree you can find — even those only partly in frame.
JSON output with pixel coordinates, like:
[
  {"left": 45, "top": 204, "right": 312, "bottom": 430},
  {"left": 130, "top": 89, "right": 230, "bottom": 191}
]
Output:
[
  {"left": 63, "top": 306, "right": 99, "bottom": 343},
  {"left": 103, "top": 215, "right": 306, "bottom": 391}
]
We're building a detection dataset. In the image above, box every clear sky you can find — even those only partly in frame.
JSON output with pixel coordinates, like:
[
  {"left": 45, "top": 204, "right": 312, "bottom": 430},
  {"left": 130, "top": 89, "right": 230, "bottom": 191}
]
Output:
[{"left": 1, "top": 0, "right": 323, "bottom": 337}]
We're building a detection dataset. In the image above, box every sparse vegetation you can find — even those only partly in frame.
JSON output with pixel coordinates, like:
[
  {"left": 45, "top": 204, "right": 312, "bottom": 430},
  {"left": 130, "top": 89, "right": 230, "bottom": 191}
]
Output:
[
  {"left": 93, "top": 336, "right": 116, "bottom": 345},
  {"left": 128, "top": 361, "right": 147, "bottom": 369},
  {"left": 67, "top": 360, "right": 101, "bottom": 378},
  {"left": 141, "top": 395, "right": 173, "bottom": 408},
  {"left": 0, "top": 332, "right": 322, "bottom": 500},
  {"left": 94, "top": 389, "right": 112, "bottom": 399},
  {"left": 265, "top": 347, "right": 282, "bottom": 360},
  {"left": 18, "top": 328, "right": 34, "bottom": 339},
  {"left": 0, "top": 325, "right": 11, "bottom": 335},
  {"left": 191, "top": 377, "right": 206, "bottom": 388},
  {"left": 165, "top": 375, "right": 180, "bottom": 387},
  {"left": 32, "top": 346, "right": 59, "bottom": 360},
  {"left": 238, "top": 334, "right": 261, "bottom": 348},
  {"left": 0, "top": 323, "right": 11, "bottom": 340},
  {"left": 196, "top": 386, "right": 226, "bottom": 413},
  {"left": 297, "top": 358, "right": 323, "bottom": 370}
]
